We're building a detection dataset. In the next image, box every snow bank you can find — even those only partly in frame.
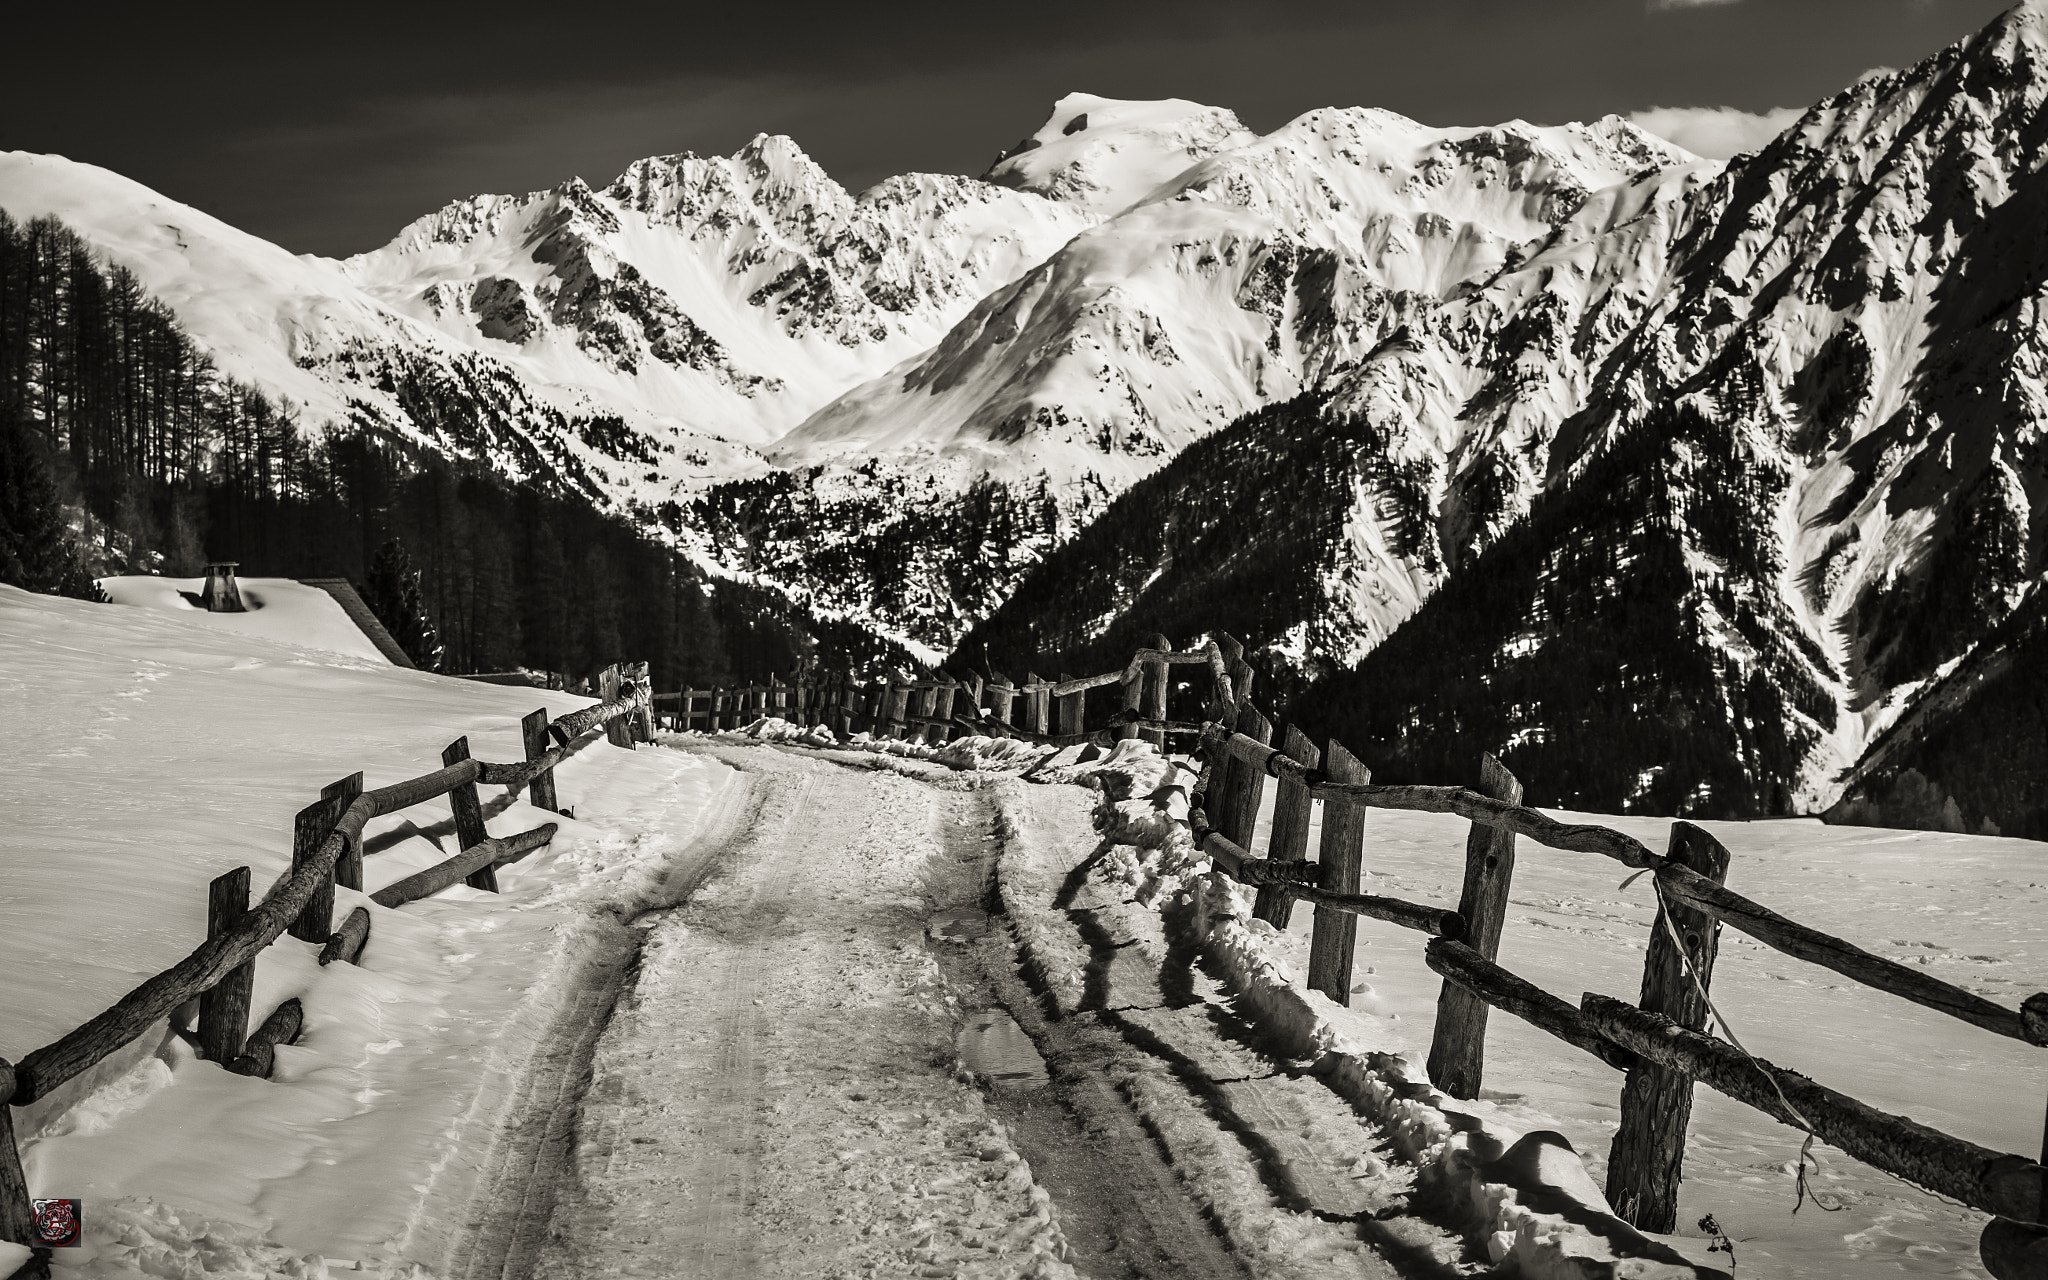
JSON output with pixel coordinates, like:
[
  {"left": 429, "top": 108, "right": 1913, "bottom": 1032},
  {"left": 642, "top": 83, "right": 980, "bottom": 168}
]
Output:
[
  {"left": 100, "top": 576, "right": 390, "bottom": 664},
  {"left": 1001, "top": 742, "right": 1723, "bottom": 1278},
  {"left": 0, "top": 585, "right": 737, "bottom": 1274}
]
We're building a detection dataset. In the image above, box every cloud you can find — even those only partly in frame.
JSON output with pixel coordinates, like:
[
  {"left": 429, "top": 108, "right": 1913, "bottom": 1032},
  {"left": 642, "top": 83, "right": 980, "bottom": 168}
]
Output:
[{"left": 1628, "top": 104, "right": 1804, "bottom": 159}]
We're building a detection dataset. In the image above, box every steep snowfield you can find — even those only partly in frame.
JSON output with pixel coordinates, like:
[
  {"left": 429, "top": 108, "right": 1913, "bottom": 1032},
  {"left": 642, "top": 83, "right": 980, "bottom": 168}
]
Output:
[{"left": 0, "top": 585, "right": 736, "bottom": 1273}]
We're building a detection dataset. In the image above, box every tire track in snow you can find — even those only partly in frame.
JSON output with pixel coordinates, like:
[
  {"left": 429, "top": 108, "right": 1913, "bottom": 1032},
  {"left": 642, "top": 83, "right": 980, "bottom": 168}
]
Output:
[
  {"left": 443, "top": 766, "right": 766, "bottom": 1280},
  {"left": 530, "top": 744, "right": 1076, "bottom": 1280}
]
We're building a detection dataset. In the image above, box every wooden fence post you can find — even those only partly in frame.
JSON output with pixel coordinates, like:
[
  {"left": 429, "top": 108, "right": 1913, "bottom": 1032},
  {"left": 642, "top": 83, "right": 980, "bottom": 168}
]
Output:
[
  {"left": 198, "top": 865, "right": 255, "bottom": 1062},
  {"left": 954, "top": 672, "right": 980, "bottom": 737},
  {"left": 1118, "top": 658, "right": 1144, "bottom": 742},
  {"left": 889, "top": 676, "right": 913, "bottom": 738},
  {"left": 933, "top": 677, "right": 958, "bottom": 743},
  {"left": 1023, "top": 671, "right": 1049, "bottom": 737},
  {"left": 1219, "top": 704, "right": 1272, "bottom": 853},
  {"left": 441, "top": 737, "right": 497, "bottom": 893},
  {"left": 987, "top": 672, "right": 1016, "bottom": 735},
  {"left": 1143, "top": 633, "right": 1170, "bottom": 751},
  {"left": 1253, "top": 726, "right": 1319, "bottom": 926},
  {"left": 288, "top": 772, "right": 359, "bottom": 943},
  {"left": 629, "top": 661, "right": 655, "bottom": 740},
  {"left": 0, "top": 1063, "right": 32, "bottom": 1245},
  {"left": 1057, "top": 672, "right": 1084, "bottom": 740},
  {"left": 522, "top": 708, "right": 561, "bottom": 813},
  {"left": 326, "top": 772, "right": 366, "bottom": 892},
  {"left": 597, "top": 665, "right": 630, "bottom": 747},
  {"left": 1306, "top": 739, "right": 1371, "bottom": 1004},
  {"left": 1426, "top": 753, "right": 1524, "bottom": 1099},
  {"left": 1607, "top": 821, "right": 1732, "bottom": 1232}
]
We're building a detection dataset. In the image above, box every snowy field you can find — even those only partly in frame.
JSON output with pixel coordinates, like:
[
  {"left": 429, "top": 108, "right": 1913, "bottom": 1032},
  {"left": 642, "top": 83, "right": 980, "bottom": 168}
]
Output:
[
  {"left": 0, "top": 584, "right": 735, "bottom": 1276},
  {"left": 1246, "top": 789, "right": 2047, "bottom": 1277}
]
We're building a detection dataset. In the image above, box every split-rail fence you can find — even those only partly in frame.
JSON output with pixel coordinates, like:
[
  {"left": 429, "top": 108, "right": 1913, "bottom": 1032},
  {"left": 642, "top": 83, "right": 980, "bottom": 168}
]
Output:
[
  {"left": 660, "top": 634, "right": 2046, "bottom": 1279},
  {"left": 0, "top": 662, "right": 657, "bottom": 1269}
]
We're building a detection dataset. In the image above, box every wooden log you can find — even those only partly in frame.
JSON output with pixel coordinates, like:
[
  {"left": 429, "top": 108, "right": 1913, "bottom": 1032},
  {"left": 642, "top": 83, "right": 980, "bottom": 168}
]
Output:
[
  {"left": 1050, "top": 670, "right": 1125, "bottom": 697},
  {"left": 0, "top": 1067, "right": 33, "bottom": 1246},
  {"left": 1427, "top": 753, "right": 1525, "bottom": 1101},
  {"left": 521, "top": 708, "right": 560, "bottom": 813},
  {"left": 1307, "top": 738, "right": 1370, "bottom": 1004},
  {"left": 1657, "top": 863, "right": 2048, "bottom": 1046},
  {"left": 318, "top": 906, "right": 372, "bottom": 967},
  {"left": 197, "top": 866, "right": 255, "bottom": 1063},
  {"left": 1981, "top": 1218, "right": 2048, "bottom": 1280},
  {"left": 227, "top": 998, "right": 303, "bottom": 1079},
  {"left": 1302, "top": 780, "right": 1662, "bottom": 870},
  {"left": 1607, "top": 821, "right": 1732, "bottom": 1232},
  {"left": 369, "top": 824, "right": 559, "bottom": 910},
  {"left": 548, "top": 681, "right": 651, "bottom": 742},
  {"left": 1254, "top": 725, "right": 1319, "bottom": 927},
  {"left": 1202, "top": 833, "right": 1457, "bottom": 937},
  {"left": 441, "top": 737, "right": 497, "bottom": 893},
  {"left": 1426, "top": 940, "right": 1634, "bottom": 1072},
  {"left": 1219, "top": 704, "right": 1271, "bottom": 854},
  {"left": 1582, "top": 993, "right": 2047, "bottom": 1222}
]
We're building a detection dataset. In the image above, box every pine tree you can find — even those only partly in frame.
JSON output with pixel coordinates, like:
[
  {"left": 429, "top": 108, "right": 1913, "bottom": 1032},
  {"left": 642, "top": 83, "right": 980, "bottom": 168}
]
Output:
[
  {"left": 366, "top": 538, "right": 444, "bottom": 672},
  {"left": 0, "top": 411, "right": 98, "bottom": 599}
]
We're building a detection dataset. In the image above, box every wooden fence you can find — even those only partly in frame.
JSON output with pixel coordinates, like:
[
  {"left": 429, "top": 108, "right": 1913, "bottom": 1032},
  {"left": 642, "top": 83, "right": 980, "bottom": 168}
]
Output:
[
  {"left": 653, "top": 634, "right": 2047, "bottom": 1278},
  {"left": 0, "top": 663, "right": 656, "bottom": 1259}
]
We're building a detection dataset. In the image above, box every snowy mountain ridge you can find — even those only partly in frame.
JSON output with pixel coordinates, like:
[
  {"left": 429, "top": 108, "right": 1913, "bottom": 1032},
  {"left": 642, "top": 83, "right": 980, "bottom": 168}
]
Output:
[{"left": 967, "top": 2, "right": 2048, "bottom": 828}]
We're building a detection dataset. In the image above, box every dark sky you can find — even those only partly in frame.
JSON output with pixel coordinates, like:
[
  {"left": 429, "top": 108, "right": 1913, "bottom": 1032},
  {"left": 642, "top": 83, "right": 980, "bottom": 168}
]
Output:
[{"left": 4, "top": 0, "right": 2015, "bottom": 257}]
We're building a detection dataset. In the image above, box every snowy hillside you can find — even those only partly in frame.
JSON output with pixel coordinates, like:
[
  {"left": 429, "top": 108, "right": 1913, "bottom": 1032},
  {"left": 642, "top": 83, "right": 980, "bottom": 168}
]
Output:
[{"left": 0, "top": 584, "right": 736, "bottom": 1271}]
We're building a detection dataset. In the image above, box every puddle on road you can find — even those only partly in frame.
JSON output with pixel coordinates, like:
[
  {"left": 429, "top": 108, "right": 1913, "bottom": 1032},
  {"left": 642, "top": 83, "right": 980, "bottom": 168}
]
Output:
[
  {"left": 927, "top": 909, "right": 990, "bottom": 943},
  {"left": 957, "top": 1009, "right": 1049, "bottom": 1091}
]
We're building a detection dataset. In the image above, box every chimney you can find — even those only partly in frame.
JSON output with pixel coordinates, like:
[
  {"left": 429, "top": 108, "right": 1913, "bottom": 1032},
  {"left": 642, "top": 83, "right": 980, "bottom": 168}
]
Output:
[{"left": 201, "top": 562, "right": 246, "bottom": 613}]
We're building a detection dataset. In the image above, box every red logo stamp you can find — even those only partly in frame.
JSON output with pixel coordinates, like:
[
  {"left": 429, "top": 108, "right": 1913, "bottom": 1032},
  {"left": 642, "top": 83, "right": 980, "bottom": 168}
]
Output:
[{"left": 31, "top": 1198, "right": 82, "bottom": 1247}]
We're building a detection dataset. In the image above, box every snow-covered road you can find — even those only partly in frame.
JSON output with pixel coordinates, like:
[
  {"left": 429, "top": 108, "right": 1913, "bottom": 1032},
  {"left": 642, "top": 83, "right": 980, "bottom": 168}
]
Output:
[{"left": 519, "top": 742, "right": 1075, "bottom": 1280}]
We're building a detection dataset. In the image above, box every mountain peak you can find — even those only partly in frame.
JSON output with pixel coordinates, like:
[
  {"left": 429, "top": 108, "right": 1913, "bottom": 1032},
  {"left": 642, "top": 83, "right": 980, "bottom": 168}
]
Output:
[{"left": 982, "top": 93, "right": 1257, "bottom": 218}]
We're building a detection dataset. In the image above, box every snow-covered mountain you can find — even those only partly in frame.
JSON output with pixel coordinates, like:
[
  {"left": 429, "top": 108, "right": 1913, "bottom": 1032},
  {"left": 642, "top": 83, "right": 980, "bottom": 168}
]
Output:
[
  {"left": 0, "top": 136, "right": 1092, "bottom": 506},
  {"left": 709, "top": 105, "right": 1695, "bottom": 644},
  {"left": 968, "top": 2, "right": 2048, "bottom": 827}
]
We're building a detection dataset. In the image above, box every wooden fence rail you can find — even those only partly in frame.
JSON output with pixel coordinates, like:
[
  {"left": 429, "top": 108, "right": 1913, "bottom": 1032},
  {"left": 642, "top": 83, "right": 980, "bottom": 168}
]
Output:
[{"left": 0, "top": 666, "right": 655, "bottom": 1255}]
